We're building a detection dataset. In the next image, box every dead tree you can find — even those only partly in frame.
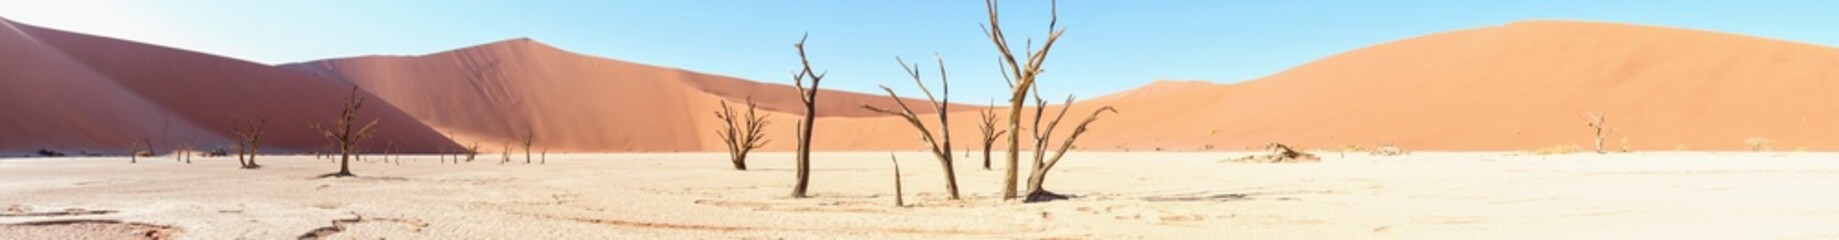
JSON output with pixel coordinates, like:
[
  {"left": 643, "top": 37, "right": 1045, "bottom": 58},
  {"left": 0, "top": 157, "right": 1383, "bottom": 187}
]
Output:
[
  {"left": 984, "top": 0, "right": 1066, "bottom": 200},
  {"left": 127, "top": 142, "right": 137, "bottom": 164},
  {"left": 128, "top": 138, "right": 151, "bottom": 164},
  {"left": 715, "top": 98, "right": 770, "bottom": 170},
  {"left": 232, "top": 118, "right": 266, "bottom": 169},
  {"left": 175, "top": 141, "right": 194, "bottom": 163},
  {"left": 1028, "top": 94, "right": 1071, "bottom": 187},
  {"left": 501, "top": 143, "right": 511, "bottom": 164},
  {"left": 311, "top": 86, "right": 381, "bottom": 178},
  {"left": 439, "top": 145, "right": 448, "bottom": 164},
  {"left": 129, "top": 138, "right": 141, "bottom": 163},
  {"left": 465, "top": 141, "right": 480, "bottom": 163},
  {"left": 440, "top": 131, "right": 456, "bottom": 164},
  {"left": 541, "top": 147, "right": 548, "bottom": 164},
  {"left": 890, "top": 153, "right": 905, "bottom": 207},
  {"left": 1582, "top": 111, "right": 1611, "bottom": 154},
  {"left": 977, "top": 100, "right": 1006, "bottom": 170},
  {"left": 522, "top": 132, "right": 534, "bottom": 164},
  {"left": 385, "top": 140, "right": 397, "bottom": 165},
  {"left": 789, "top": 34, "right": 826, "bottom": 198},
  {"left": 1746, "top": 137, "right": 1771, "bottom": 152},
  {"left": 862, "top": 55, "right": 961, "bottom": 200},
  {"left": 1023, "top": 103, "right": 1117, "bottom": 202}
]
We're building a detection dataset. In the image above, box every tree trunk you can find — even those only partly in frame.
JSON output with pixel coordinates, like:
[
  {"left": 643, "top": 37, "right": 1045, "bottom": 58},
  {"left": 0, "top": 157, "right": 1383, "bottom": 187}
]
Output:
[
  {"left": 982, "top": 142, "right": 994, "bottom": 170},
  {"left": 236, "top": 146, "right": 246, "bottom": 167},
  {"left": 891, "top": 155, "right": 904, "bottom": 207},
  {"left": 1594, "top": 128, "right": 1606, "bottom": 154},
  {"left": 246, "top": 142, "right": 261, "bottom": 168},
  {"left": 1001, "top": 94, "right": 1026, "bottom": 199},
  {"left": 941, "top": 159, "right": 960, "bottom": 199},
  {"left": 793, "top": 113, "right": 814, "bottom": 198},
  {"left": 1021, "top": 167, "right": 1065, "bottom": 202},
  {"left": 336, "top": 147, "right": 353, "bottom": 176},
  {"left": 730, "top": 154, "right": 747, "bottom": 170}
]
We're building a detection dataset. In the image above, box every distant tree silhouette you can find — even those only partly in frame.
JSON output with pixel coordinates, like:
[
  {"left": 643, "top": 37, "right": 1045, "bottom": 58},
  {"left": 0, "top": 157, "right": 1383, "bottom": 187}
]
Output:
[
  {"left": 977, "top": 100, "right": 1006, "bottom": 170},
  {"left": 1582, "top": 111, "right": 1611, "bottom": 154}
]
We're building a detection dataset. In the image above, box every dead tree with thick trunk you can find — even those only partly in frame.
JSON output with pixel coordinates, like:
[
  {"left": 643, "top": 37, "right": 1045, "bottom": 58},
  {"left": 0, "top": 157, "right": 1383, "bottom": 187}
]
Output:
[
  {"left": 232, "top": 118, "right": 266, "bottom": 169},
  {"left": 978, "top": 100, "right": 1005, "bottom": 170},
  {"left": 862, "top": 55, "right": 961, "bottom": 200},
  {"left": 1583, "top": 111, "right": 1611, "bottom": 154},
  {"left": 789, "top": 34, "right": 826, "bottom": 198},
  {"left": 1023, "top": 103, "right": 1117, "bottom": 202},
  {"left": 983, "top": 0, "right": 1066, "bottom": 200},
  {"left": 715, "top": 98, "right": 770, "bottom": 170},
  {"left": 311, "top": 86, "right": 381, "bottom": 178}
]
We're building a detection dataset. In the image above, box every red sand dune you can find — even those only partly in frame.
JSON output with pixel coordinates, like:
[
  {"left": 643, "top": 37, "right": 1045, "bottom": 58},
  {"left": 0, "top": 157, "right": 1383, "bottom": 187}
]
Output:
[
  {"left": 283, "top": 39, "right": 972, "bottom": 152},
  {"left": 0, "top": 18, "right": 459, "bottom": 154},
  {"left": 9, "top": 19, "right": 1839, "bottom": 153}
]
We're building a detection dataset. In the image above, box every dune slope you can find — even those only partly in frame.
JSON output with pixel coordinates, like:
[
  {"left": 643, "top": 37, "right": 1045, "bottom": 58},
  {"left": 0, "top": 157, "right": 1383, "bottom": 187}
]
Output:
[
  {"left": 284, "top": 39, "right": 972, "bottom": 152},
  {"left": 11, "top": 19, "right": 1839, "bottom": 153},
  {"left": 1080, "top": 21, "right": 1839, "bottom": 151},
  {"left": 0, "top": 18, "right": 458, "bottom": 154}
]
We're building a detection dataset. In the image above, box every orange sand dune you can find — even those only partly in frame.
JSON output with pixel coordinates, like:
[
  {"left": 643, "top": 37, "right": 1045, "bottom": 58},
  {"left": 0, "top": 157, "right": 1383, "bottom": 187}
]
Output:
[
  {"left": 283, "top": 39, "right": 975, "bottom": 152},
  {"left": 10, "top": 19, "right": 1839, "bottom": 153},
  {"left": 0, "top": 18, "right": 459, "bottom": 154},
  {"left": 720, "top": 20, "right": 1839, "bottom": 152},
  {"left": 1074, "top": 21, "right": 1839, "bottom": 151}
]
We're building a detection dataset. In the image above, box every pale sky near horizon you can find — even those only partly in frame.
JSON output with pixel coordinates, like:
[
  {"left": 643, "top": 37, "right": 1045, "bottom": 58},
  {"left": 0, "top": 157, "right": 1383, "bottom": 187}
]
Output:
[{"left": 2, "top": 0, "right": 1834, "bottom": 102}]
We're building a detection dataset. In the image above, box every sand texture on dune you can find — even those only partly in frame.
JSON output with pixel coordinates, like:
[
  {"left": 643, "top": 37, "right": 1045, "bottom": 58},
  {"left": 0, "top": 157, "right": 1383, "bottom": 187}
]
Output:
[
  {"left": 6, "top": 153, "right": 1839, "bottom": 239},
  {"left": 283, "top": 21, "right": 1839, "bottom": 152},
  {"left": 0, "top": 19, "right": 460, "bottom": 154},
  {"left": 1078, "top": 21, "right": 1839, "bottom": 151},
  {"left": 282, "top": 39, "right": 974, "bottom": 152},
  {"left": 12, "top": 19, "right": 1839, "bottom": 153}
]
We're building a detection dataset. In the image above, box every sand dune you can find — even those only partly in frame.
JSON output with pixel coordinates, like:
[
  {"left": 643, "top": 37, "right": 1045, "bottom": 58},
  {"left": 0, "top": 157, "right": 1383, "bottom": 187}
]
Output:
[
  {"left": 283, "top": 39, "right": 975, "bottom": 152},
  {"left": 1072, "top": 21, "right": 1839, "bottom": 151},
  {"left": 289, "top": 20, "right": 1839, "bottom": 153},
  {"left": 10, "top": 19, "right": 1839, "bottom": 153},
  {"left": 0, "top": 18, "right": 459, "bottom": 154}
]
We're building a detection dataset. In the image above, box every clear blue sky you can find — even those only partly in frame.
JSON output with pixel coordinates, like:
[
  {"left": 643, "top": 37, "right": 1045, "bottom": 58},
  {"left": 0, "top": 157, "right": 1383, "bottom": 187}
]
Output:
[{"left": 2, "top": 0, "right": 1834, "bottom": 102}]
